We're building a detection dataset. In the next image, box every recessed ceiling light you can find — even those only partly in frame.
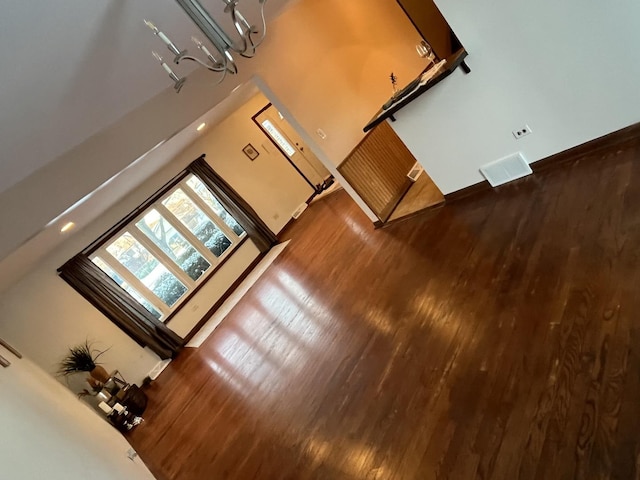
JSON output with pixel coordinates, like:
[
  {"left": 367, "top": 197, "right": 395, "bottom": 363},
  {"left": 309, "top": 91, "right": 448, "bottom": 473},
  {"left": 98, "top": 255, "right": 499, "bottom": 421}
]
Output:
[
  {"left": 60, "top": 222, "right": 76, "bottom": 233},
  {"left": 197, "top": 123, "right": 206, "bottom": 131}
]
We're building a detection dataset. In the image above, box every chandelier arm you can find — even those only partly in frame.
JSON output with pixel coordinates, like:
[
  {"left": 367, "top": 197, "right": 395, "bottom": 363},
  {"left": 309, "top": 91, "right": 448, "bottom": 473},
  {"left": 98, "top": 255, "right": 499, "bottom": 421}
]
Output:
[
  {"left": 227, "top": 0, "right": 268, "bottom": 56},
  {"left": 240, "top": 29, "right": 260, "bottom": 57},
  {"left": 250, "top": 0, "right": 268, "bottom": 49},
  {"left": 239, "top": 41, "right": 256, "bottom": 58},
  {"left": 177, "top": 54, "right": 229, "bottom": 73},
  {"left": 215, "top": 66, "right": 229, "bottom": 85},
  {"left": 225, "top": 57, "right": 239, "bottom": 74},
  {"left": 228, "top": 7, "right": 249, "bottom": 54},
  {"left": 147, "top": 0, "right": 269, "bottom": 90},
  {"left": 173, "top": 77, "right": 187, "bottom": 93}
]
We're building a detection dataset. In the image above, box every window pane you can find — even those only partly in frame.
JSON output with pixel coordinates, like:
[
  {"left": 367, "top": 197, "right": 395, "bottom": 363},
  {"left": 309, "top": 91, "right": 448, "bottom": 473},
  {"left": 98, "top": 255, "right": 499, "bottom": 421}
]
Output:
[
  {"left": 106, "top": 232, "right": 187, "bottom": 307},
  {"left": 91, "top": 256, "right": 162, "bottom": 319},
  {"left": 186, "top": 176, "right": 245, "bottom": 236},
  {"left": 163, "top": 189, "right": 232, "bottom": 257},
  {"left": 136, "top": 209, "right": 211, "bottom": 281},
  {"left": 261, "top": 119, "right": 297, "bottom": 156}
]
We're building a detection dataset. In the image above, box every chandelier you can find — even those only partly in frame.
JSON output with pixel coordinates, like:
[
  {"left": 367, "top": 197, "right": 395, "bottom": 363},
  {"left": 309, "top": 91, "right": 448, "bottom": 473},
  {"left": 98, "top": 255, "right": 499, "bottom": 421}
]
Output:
[{"left": 145, "top": 0, "right": 268, "bottom": 92}]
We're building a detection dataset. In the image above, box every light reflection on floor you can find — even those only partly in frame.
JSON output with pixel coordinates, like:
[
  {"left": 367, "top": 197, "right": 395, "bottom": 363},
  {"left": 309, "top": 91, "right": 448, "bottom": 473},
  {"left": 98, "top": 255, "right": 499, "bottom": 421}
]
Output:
[{"left": 200, "top": 262, "right": 343, "bottom": 410}]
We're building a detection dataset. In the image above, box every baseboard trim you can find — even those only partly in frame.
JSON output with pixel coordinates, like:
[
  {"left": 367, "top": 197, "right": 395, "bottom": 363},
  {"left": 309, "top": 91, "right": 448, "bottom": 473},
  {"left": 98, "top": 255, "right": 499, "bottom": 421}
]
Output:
[
  {"left": 444, "top": 181, "right": 492, "bottom": 203},
  {"left": 531, "top": 122, "right": 640, "bottom": 173},
  {"left": 444, "top": 121, "right": 640, "bottom": 203},
  {"left": 377, "top": 201, "right": 445, "bottom": 228}
]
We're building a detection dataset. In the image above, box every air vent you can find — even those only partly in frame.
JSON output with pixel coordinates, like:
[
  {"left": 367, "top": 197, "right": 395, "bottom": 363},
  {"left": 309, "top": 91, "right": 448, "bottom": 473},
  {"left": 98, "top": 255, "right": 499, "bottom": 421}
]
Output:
[
  {"left": 480, "top": 152, "right": 532, "bottom": 187},
  {"left": 407, "top": 162, "right": 424, "bottom": 182}
]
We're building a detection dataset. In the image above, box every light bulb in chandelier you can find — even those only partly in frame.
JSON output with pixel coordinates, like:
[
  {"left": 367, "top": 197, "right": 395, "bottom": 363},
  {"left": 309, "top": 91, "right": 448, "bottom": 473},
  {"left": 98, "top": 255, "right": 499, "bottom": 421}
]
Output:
[{"left": 151, "top": 51, "right": 186, "bottom": 93}]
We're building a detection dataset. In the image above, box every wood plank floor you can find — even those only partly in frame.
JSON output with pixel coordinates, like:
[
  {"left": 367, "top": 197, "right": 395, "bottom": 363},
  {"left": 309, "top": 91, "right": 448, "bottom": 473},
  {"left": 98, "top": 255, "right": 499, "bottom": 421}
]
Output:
[
  {"left": 127, "top": 137, "right": 640, "bottom": 479},
  {"left": 387, "top": 173, "right": 444, "bottom": 223}
]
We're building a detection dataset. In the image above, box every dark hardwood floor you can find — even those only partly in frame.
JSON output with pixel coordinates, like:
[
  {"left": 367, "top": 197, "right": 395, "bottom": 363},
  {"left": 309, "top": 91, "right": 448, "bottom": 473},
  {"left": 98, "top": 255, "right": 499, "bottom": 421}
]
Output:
[{"left": 127, "top": 136, "right": 640, "bottom": 479}]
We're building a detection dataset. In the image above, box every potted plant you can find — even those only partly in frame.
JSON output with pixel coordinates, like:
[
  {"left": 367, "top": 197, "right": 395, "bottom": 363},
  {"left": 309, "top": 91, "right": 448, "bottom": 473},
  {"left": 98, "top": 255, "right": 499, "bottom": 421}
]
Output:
[{"left": 57, "top": 340, "right": 110, "bottom": 384}]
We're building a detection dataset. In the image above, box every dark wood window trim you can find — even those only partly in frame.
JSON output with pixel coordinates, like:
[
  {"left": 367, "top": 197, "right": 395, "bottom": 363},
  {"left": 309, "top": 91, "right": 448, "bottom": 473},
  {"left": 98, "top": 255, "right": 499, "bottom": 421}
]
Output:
[
  {"left": 83, "top": 170, "right": 189, "bottom": 255},
  {"left": 82, "top": 169, "right": 248, "bottom": 322},
  {"left": 163, "top": 235, "right": 249, "bottom": 325},
  {"left": 58, "top": 156, "right": 276, "bottom": 356}
]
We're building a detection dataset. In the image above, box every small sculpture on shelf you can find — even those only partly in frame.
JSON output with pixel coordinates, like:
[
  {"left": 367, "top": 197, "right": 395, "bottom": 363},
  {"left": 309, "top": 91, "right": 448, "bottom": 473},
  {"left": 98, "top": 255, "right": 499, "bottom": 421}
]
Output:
[
  {"left": 94, "top": 370, "right": 147, "bottom": 432},
  {"left": 390, "top": 72, "right": 399, "bottom": 96},
  {"left": 98, "top": 398, "right": 144, "bottom": 432}
]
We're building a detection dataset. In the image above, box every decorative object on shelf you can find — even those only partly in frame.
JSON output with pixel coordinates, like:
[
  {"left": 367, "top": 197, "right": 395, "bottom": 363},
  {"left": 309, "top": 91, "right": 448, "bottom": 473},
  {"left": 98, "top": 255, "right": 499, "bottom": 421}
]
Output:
[
  {"left": 242, "top": 143, "right": 259, "bottom": 160},
  {"left": 99, "top": 401, "right": 144, "bottom": 432},
  {"left": 390, "top": 72, "right": 399, "bottom": 96},
  {"left": 57, "top": 340, "right": 111, "bottom": 383},
  {"left": 58, "top": 343, "right": 148, "bottom": 431},
  {"left": 415, "top": 39, "right": 436, "bottom": 68},
  {"left": 144, "top": 0, "right": 269, "bottom": 92},
  {"left": 94, "top": 370, "right": 148, "bottom": 432}
]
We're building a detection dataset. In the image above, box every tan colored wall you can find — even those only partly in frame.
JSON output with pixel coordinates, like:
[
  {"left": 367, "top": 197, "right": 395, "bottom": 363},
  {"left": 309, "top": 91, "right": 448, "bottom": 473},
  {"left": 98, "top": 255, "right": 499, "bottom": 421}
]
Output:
[
  {"left": 179, "top": 92, "right": 315, "bottom": 231},
  {"left": 258, "top": 0, "right": 425, "bottom": 164}
]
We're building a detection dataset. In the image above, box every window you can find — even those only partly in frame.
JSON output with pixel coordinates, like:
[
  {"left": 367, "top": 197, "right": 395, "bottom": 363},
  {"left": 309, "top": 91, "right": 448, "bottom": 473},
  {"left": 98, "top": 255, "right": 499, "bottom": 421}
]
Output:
[
  {"left": 90, "top": 174, "right": 246, "bottom": 321},
  {"left": 58, "top": 156, "right": 277, "bottom": 358}
]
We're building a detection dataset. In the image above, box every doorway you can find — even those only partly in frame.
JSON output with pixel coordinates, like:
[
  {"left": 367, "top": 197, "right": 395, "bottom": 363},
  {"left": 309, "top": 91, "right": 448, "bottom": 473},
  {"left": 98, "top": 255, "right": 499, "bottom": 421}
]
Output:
[{"left": 252, "top": 104, "right": 333, "bottom": 194}]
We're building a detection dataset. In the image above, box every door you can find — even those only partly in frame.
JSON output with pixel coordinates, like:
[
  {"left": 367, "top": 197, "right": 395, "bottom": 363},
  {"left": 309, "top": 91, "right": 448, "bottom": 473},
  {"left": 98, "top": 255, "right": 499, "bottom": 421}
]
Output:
[{"left": 253, "top": 104, "right": 331, "bottom": 192}]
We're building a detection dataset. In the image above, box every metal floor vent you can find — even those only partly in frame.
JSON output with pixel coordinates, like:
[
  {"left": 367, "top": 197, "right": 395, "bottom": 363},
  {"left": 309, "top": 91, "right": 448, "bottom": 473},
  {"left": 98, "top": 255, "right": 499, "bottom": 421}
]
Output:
[{"left": 480, "top": 152, "right": 532, "bottom": 187}]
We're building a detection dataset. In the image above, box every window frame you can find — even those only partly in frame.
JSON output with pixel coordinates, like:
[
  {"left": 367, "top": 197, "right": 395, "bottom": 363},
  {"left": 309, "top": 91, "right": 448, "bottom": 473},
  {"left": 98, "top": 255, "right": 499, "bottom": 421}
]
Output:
[{"left": 86, "top": 172, "right": 247, "bottom": 324}]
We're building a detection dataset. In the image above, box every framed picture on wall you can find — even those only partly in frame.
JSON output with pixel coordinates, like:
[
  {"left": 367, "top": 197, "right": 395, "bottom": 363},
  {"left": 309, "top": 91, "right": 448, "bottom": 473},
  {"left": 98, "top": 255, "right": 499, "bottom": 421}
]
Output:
[{"left": 242, "top": 143, "right": 259, "bottom": 161}]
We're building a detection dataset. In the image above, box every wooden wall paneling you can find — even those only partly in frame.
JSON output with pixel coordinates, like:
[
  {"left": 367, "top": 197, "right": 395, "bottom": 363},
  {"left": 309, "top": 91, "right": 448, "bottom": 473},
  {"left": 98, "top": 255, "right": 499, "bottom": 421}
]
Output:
[{"left": 338, "top": 122, "right": 416, "bottom": 221}]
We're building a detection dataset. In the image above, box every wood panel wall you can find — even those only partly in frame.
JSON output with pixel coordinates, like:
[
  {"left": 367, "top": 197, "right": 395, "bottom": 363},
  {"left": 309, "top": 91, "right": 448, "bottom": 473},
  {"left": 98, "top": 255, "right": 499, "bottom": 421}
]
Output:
[{"left": 338, "top": 121, "right": 416, "bottom": 221}]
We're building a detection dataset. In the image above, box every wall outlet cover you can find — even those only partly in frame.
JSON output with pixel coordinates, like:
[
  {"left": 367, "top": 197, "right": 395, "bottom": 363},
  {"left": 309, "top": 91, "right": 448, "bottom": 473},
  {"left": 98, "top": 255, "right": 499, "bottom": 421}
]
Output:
[{"left": 512, "top": 125, "right": 533, "bottom": 139}]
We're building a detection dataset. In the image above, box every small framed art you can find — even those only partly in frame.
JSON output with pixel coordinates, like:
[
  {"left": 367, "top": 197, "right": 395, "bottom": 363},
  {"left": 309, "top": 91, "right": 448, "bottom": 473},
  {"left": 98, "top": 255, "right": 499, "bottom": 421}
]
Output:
[{"left": 242, "top": 143, "right": 259, "bottom": 160}]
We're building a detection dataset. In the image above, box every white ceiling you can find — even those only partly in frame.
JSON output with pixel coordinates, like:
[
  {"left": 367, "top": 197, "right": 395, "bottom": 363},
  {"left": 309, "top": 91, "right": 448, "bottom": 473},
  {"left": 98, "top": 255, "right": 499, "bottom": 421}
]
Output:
[
  {"left": 0, "top": 0, "right": 293, "bottom": 195},
  {"left": 0, "top": 0, "right": 295, "bottom": 290}
]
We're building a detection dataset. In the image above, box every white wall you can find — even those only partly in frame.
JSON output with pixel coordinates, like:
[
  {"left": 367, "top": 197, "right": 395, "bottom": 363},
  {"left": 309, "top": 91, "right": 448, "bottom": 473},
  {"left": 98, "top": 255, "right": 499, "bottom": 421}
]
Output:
[
  {"left": 390, "top": 0, "right": 640, "bottom": 194},
  {"left": 0, "top": 355, "right": 155, "bottom": 480},
  {"left": 0, "top": 92, "right": 313, "bottom": 385}
]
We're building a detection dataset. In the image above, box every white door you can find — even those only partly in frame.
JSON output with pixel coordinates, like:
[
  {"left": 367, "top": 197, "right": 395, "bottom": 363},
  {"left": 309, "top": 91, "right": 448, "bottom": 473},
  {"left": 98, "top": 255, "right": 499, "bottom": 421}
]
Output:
[{"left": 254, "top": 104, "right": 330, "bottom": 192}]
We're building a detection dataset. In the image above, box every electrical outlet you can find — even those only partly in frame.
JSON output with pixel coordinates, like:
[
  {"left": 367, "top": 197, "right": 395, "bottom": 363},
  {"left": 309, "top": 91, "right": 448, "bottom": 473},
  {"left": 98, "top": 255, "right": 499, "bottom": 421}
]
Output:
[
  {"left": 512, "top": 125, "right": 533, "bottom": 139},
  {"left": 316, "top": 128, "right": 327, "bottom": 140}
]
